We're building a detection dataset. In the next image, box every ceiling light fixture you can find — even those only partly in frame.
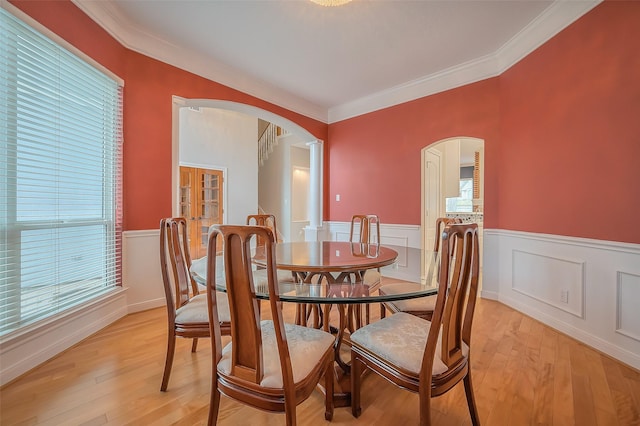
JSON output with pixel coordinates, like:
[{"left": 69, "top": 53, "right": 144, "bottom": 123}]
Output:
[{"left": 310, "top": 0, "right": 352, "bottom": 6}]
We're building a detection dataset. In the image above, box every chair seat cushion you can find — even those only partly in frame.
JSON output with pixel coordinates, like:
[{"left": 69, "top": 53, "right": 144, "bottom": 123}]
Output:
[
  {"left": 218, "top": 320, "right": 334, "bottom": 388},
  {"left": 207, "top": 266, "right": 294, "bottom": 294},
  {"left": 379, "top": 282, "right": 436, "bottom": 312},
  {"left": 363, "top": 269, "right": 381, "bottom": 287},
  {"left": 350, "top": 312, "right": 467, "bottom": 376},
  {"left": 175, "top": 293, "right": 231, "bottom": 324},
  {"left": 253, "top": 268, "right": 297, "bottom": 284}
]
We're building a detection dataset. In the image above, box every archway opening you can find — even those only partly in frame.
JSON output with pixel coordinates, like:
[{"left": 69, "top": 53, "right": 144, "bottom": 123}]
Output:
[
  {"left": 171, "top": 97, "right": 324, "bottom": 246},
  {"left": 421, "top": 137, "right": 484, "bottom": 283}
]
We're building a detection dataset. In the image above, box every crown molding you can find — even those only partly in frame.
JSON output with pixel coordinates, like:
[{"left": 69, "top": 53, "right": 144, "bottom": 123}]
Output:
[
  {"left": 328, "top": 0, "right": 601, "bottom": 123},
  {"left": 495, "top": 0, "right": 602, "bottom": 73},
  {"left": 328, "top": 52, "right": 501, "bottom": 123},
  {"left": 72, "top": 0, "right": 601, "bottom": 125},
  {"left": 71, "top": 0, "right": 328, "bottom": 123}
]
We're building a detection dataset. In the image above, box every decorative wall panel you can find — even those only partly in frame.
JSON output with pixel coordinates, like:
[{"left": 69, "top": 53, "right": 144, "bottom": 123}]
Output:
[
  {"left": 512, "top": 249, "right": 585, "bottom": 318},
  {"left": 616, "top": 271, "right": 640, "bottom": 342}
]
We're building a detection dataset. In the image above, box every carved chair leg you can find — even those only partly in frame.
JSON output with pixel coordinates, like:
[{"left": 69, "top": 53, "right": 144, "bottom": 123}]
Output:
[
  {"left": 464, "top": 372, "right": 481, "bottom": 426},
  {"left": 208, "top": 379, "right": 221, "bottom": 426},
  {"left": 160, "top": 332, "right": 176, "bottom": 391},
  {"left": 312, "top": 304, "right": 321, "bottom": 329},
  {"left": 419, "top": 387, "right": 433, "bottom": 426},
  {"left": 284, "top": 401, "right": 297, "bottom": 426},
  {"left": 350, "top": 351, "right": 362, "bottom": 418},
  {"left": 324, "top": 359, "right": 334, "bottom": 420},
  {"left": 323, "top": 304, "right": 332, "bottom": 332}
]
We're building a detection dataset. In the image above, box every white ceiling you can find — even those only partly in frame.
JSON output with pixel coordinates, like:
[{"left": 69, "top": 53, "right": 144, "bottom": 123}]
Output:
[{"left": 73, "top": 0, "right": 600, "bottom": 123}]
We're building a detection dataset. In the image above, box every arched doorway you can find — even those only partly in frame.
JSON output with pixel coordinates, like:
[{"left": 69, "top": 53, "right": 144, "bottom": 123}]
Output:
[
  {"left": 171, "top": 97, "right": 324, "bottom": 247},
  {"left": 421, "top": 137, "right": 484, "bottom": 283}
]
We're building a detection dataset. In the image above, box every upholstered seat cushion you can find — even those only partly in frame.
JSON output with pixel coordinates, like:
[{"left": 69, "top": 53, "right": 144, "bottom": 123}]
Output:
[
  {"left": 253, "top": 268, "right": 297, "bottom": 284},
  {"left": 207, "top": 260, "right": 294, "bottom": 295},
  {"left": 350, "top": 312, "right": 467, "bottom": 376},
  {"left": 175, "top": 292, "right": 231, "bottom": 324},
  {"left": 379, "top": 282, "right": 436, "bottom": 312},
  {"left": 251, "top": 268, "right": 297, "bottom": 294},
  {"left": 212, "top": 257, "right": 294, "bottom": 286},
  {"left": 363, "top": 269, "right": 381, "bottom": 287},
  {"left": 218, "top": 320, "right": 334, "bottom": 388}
]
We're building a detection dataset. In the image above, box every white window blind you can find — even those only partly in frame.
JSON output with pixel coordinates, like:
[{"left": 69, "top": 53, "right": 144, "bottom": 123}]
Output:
[{"left": 0, "top": 8, "right": 123, "bottom": 336}]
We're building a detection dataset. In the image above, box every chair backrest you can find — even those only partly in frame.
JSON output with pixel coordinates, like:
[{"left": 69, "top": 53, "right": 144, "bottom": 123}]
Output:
[
  {"left": 160, "top": 217, "right": 198, "bottom": 315},
  {"left": 206, "top": 225, "right": 294, "bottom": 387},
  {"left": 247, "top": 214, "right": 278, "bottom": 245},
  {"left": 423, "top": 222, "right": 479, "bottom": 376},
  {"left": 349, "top": 214, "right": 380, "bottom": 244},
  {"left": 433, "top": 217, "right": 462, "bottom": 253}
]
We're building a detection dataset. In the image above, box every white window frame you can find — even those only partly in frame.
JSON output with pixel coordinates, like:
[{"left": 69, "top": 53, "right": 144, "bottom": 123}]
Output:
[{"left": 0, "top": 5, "right": 124, "bottom": 337}]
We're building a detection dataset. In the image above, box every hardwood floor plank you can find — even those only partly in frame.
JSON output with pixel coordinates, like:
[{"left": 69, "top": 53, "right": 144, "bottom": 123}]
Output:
[
  {"left": 551, "top": 336, "right": 575, "bottom": 426},
  {"left": 601, "top": 355, "right": 640, "bottom": 425},
  {"left": 570, "top": 340, "right": 599, "bottom": 426},
  {"left": 2, "top": 299, "right": 640, "bottom": 425},
  {"left": 531, "top": 361, "right": 555, "bottom": 425}
]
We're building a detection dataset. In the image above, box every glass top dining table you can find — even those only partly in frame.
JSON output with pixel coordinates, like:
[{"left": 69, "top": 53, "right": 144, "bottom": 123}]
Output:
[
  {"left": 190, "top": 240, "right": 441, "bottom": 407},
  {"left": 189, "top": 241, "right": 440, "bottom": 304}
]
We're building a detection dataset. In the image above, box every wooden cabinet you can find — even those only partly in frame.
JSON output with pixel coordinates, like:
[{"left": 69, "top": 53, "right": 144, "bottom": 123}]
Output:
[{"left": 179, "top": 167, "right": 223, "bottom": 258}]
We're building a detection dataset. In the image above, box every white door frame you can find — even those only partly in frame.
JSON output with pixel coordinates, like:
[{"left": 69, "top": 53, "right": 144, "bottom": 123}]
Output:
[
  {"left": 421, "top": 147, "right": 442, "bottom": 283},
  {"left": 421, "top": 137, "right": 484, "bottom": 282}
]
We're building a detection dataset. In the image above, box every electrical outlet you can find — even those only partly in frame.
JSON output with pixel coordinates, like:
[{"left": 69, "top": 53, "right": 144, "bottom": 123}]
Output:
[{"left": 560, "top": 289, "right": 569, "bottom": 304}]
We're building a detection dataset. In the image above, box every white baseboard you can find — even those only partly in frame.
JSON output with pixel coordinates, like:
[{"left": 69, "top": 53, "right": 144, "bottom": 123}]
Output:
[
  {"left": 128, "top": 296, "right": 166, "bottom": 314},
  {"left": 501, "top": 293, "right": 640, "bottom": 370},
  {"left": 484, "top": 228, "right": 640, "bottom": 370},
  {"left": 122, "top": 229, "right": 166, "bottom": 311},
  {"left": 0, "top": 288, "right": 128, "bottom": 386},
  {"left": 480, "top": 289, "right": 499, "bottom": 300}
]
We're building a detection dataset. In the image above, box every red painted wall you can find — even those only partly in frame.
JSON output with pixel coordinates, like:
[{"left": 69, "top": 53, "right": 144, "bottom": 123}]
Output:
[
  {"left": 8, "top": 1, "right": 640, "bottom": 243},
  {"left": 328, "top": 80, "right": 501, "bottom": 227},
  {"left": 327, "top": 1, "right": 640, "bottom": 243},
  {"left": 8, "top": 0, "right": 328, "bottom": 231},
  {"left": 122, "top": 51, "right": 327, "bottom": 230},
  {"left": 498, "top": 0, "right": 640, "bottom": 243}
]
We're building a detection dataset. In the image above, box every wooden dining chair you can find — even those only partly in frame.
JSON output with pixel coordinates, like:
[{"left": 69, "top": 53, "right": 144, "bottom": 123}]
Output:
[
  {"left": 350, "top": 222, "right": 481, "bottom": 426},
  {"left": 378, "top": 217, "right": 462, "bottom": 321},
  {"left": 348, "top": 214, "right": 382, "bottom": 328},
  {"left": 247, "top": 213, "right": 311, "bottom": 326},
  {"left": 349, "top": 214, "right": 382, "bottom": 285},
  {"left": 349, "top": 214, "right": 380, "bottom": 245},
  {"left": 246, "top": 213, "right": 279, "bottom": 242},
  {"left": 159, "top": 217, "right": 231, "bottom": 392},
  {"left": 205, "top": 225, "right": 335, "bottom": 425},
  {"left": 246, "top": 213, "right": 296, "bottom": 280}
]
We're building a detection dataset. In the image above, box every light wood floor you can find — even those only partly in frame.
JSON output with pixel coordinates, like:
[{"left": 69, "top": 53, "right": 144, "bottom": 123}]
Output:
[{"left": 1, "top": 298, "right": 639, "bottom": 425}]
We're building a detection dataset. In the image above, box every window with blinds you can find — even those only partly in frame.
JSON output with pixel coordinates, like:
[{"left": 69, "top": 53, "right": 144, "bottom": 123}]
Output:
[{"left": 0, "top": 8, "right": 123, "bottom": 336}]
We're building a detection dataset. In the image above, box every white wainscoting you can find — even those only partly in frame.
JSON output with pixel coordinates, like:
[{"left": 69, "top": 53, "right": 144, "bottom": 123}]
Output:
[
  {"left": 5, "top": 225, "right": 638, "bottom": 385},
  {"left": 326, "top": 221, "right": 421, "bottom": 246},
  {"left": 325, "top": 221, "right": 423, "bottom": 282},
  {"left": 122, "top": 229, "right": 166, "bottom": 313},
  {"left": 617, "top": 271, "right": 640, "bottom": 343},
  {"left": 483, "top": 229, "right": 640, "bottom": 370},
  {"left": 512, "top": 249, "right": 585, "bottom": 318}
]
